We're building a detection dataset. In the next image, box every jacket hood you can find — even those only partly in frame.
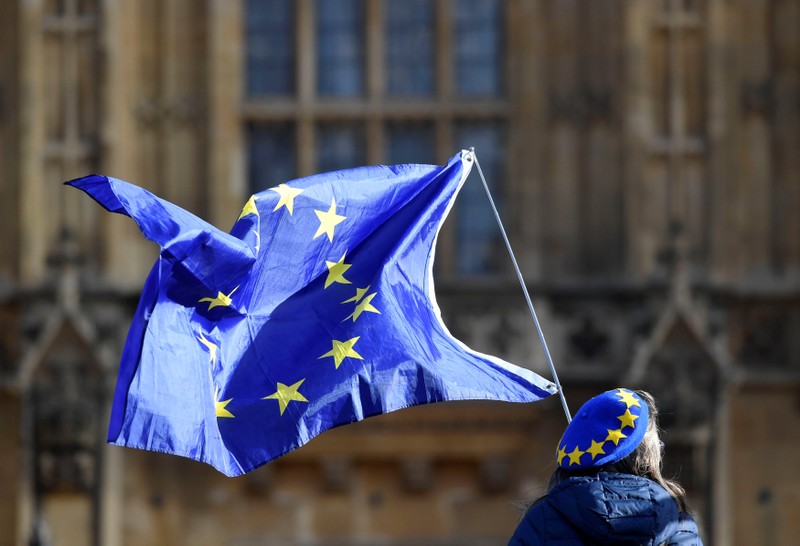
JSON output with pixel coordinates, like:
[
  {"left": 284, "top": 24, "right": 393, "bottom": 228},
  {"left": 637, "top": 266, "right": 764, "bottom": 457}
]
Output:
[{"left": 544, "top": 473, "right": 684, "bottom": 545}]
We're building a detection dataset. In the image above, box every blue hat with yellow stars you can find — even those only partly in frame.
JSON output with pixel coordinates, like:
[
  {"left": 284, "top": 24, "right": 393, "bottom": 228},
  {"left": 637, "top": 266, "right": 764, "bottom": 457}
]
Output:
[{"left": 556, "top": 388, "right": 649, "bottom": 469}]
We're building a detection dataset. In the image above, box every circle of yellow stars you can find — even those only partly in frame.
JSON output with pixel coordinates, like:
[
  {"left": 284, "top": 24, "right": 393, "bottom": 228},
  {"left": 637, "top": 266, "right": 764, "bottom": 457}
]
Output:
[
  {"left": 198, "top": 185, "right": 383, "bottom": 419},
  {"left": 556, "top": 388, "right": 642, "bottom": 467}
]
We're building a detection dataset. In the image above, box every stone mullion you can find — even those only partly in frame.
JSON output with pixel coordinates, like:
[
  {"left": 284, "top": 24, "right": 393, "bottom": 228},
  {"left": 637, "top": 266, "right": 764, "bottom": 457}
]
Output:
[
  {"left": 100, "top": 0, "right": 158, "bottom": 287},
  {"left": 0, "top": 0, "right": 20, "bottom": 280},
  {"left": 297, "top": 0, "right": 315, "bottom": 178},
  {"left": 62, "top": 0, "right": 81, "bottom": 175},
  {"left": 706, "top": 0, "right": 735, "bottom": 283},
  {"left": 160, "top": 0, "right": 209, "bottom": 215},
  {"left": 579, "top": 1, "right": 624, "bottom": 276},
  {"left": 574, "top": 2, "right": 591, "bottom": 274},
  {"left": 161, "top": 0, "right": 177, "bottom": 199},
  {"left": 161, "top": 0, "right": 182, "bottom": 204},
  {"left": 135, "top": 0, "right": 166, "bottom": 195},
  {"left": 435, "top": 0, "right": 452, "bottom": 163},
  {"left": 681, "top": 3, "right": 709, "bottom": 273},
  {"left": 436, "top": 0, "right": 452, "bottom": 110},
  {"left": 771, "top": 0, "right": 800, "bottom": 273},
  {"left": 365, "top": 0, "right": 384, "bottom": 166},
  {"left": 20, "top": 0, "right": 48, "bottom": 282},
  {"left": 511, "top": 0, "right": 546, "bottom": 281},
  {"left": 0, "top": 393, "right": 22, "bottom": 545},
  {"left": 711, "top": 381, "right": 733, "bottom": 544},
  {"left": 545, "top": 0, "right": 582, "bottom": 278},
  {"left": 737, "top": 0, "right": 773, "bottom": 278},
  {"left": 435, "top": 0, "right": 456, "bottom": 277},
  {"left": 208, "top": 0, "right": 245, "bottom": 232},
  {"left": 65, "top": 0, "right": 101, "bottom": 283},
  {"left": 665, "top": 0, "right": 685, "bottom": 235}
]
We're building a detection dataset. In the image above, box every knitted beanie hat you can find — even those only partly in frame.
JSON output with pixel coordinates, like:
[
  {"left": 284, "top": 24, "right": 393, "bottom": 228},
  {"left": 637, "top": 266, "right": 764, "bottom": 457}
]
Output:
[{"left": 556, "top": 388, "right": 649, "bottom": 469}]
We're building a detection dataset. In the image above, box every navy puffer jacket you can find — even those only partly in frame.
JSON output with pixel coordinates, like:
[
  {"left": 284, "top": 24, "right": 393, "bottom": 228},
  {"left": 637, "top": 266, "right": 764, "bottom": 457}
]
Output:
[{"left": 508, "top": 473, "right": 703, "bottom": 545}]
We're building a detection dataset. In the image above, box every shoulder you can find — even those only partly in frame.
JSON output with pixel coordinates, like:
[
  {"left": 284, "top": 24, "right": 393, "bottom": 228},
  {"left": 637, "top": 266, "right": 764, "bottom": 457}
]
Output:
[
  {"left": 664, "top": 512, "right": 704, "bottom": 546},
  {"left": 508, "top": 497, "right": 585, "bottom": 546},
  {"left": 589, "top": 474, "right": 704, "bottom": 545}
]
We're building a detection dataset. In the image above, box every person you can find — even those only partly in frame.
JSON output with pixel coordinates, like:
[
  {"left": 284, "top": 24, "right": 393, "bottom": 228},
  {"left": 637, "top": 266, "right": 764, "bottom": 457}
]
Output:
[{"left": 508, "top": 388, "right": 703, "bottom": 545}]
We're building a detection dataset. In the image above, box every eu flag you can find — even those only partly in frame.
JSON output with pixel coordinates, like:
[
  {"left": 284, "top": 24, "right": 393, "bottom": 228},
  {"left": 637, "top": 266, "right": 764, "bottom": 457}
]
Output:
[{"left": 68, "top": 150, "right": 556, "bottom": 476}]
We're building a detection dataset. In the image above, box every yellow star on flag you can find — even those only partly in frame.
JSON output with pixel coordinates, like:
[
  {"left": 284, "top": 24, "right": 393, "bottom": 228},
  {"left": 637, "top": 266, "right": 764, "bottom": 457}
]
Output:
[
  {"left": 214, "top": 386, "right": 234, "bottom": 418},
  {"left": 197, "top": 332, "right": 218, "bottom": 366},
  {"left": 617, "top": 409, "right": 639, "bottom": 430},
  {"left": 586, "top": 439, "right": 606, "bottom": 460},
  {"left": 346, "top": 292, "right": 380, "bottom": 322},
  {"left": 263, "top": 379, "right": 308, "bottom": 416},
  {"left": 567, "top": 446, "right": 585, "bottom": 466},
  {"left": 313, "top": 199, "right": 346, "bottom": 242},
  {"left": 342, "top": 286, "right": 371, "bottom": 304},
  {"left": 324, "top": 253, "right": 352, "bottom": 288},
  {"left": 237, "top": 195, "right": 259, "bottom": 220},
  {"left": 199, "top": 285, "right": 239, "bottom": 310},
  {"left": 557, "top": 445, "right": 567, "bottom": 466},
  {"left": 270, "top": 183, "right": 303, "bottom": 215},
  {"left": 615, "top": 388, "right": 641, "bottom": 409},
  {"left": 319, "top": 337, "right": 363, "bottom": 369},
  {"left": 605, "top": 428, "right": 627, "bottom": 446}
]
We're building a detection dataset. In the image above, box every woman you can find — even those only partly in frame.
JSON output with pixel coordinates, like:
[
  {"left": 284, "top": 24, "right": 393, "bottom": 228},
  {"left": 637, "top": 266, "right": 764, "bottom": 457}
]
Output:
[{"left": 508, "top": 388, "right": 703, "bottom": 545}]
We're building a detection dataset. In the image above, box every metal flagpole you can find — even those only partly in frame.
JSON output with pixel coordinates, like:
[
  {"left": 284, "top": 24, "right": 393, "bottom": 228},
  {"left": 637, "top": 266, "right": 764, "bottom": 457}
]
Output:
[{"left": 469, "top": 148, "right": 572, "bottom": 423}]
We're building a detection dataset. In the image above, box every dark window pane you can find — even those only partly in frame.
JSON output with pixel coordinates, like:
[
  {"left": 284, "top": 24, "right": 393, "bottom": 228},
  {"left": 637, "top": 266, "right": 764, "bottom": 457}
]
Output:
[
  {"left": 317, "top": 0, "right": 365, "bottom": 96},
  {"left": 386, "top": 122, "right": 436, "bottom": 165},
  {"left": 248, "top": 123, "right": 297, "bottom": 192},
  {"left": 317, "top": 123, "right": 367, "bottom": 172},
  {"left": 246, "top": 0, "right": 295, "bottom": 96},
  {"left": 385, "top": 0, "right": 435, "bottom": 96},
  {"left": 454, "top": 121, "right": 506, "bottom": 276},
  {"left": 454, "top": 0, "right": 503, "bottom": 97}
]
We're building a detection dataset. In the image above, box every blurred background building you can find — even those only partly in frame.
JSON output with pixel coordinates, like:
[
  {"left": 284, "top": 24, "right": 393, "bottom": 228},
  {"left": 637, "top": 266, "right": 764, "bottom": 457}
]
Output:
[{"left": 0, "top": 0, "right": 799, "bottom": 544}]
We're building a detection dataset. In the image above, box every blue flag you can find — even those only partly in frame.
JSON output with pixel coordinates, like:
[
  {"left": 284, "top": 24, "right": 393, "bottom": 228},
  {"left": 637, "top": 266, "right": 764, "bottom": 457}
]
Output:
[{"left": 68, "top": 150, "right": 555, "bottom": 476}]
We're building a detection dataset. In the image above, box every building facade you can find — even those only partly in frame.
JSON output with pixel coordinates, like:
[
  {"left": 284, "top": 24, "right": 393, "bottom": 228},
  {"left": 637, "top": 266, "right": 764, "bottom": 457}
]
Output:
[{"left": 1, "top": 0, "right": 799, "bottom": 544}]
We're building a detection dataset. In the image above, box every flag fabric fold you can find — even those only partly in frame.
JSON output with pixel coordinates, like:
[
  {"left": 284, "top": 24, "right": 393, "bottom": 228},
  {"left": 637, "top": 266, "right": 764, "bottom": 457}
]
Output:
[{"left": 67, "top": 150, "right": 556, "bottom": 476}]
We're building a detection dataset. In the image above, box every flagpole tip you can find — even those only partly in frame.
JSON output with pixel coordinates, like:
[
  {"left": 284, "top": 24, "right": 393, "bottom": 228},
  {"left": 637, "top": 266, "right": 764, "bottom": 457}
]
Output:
[{"left": 464, "top": 147, "right": 475, "bottom": 164}]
